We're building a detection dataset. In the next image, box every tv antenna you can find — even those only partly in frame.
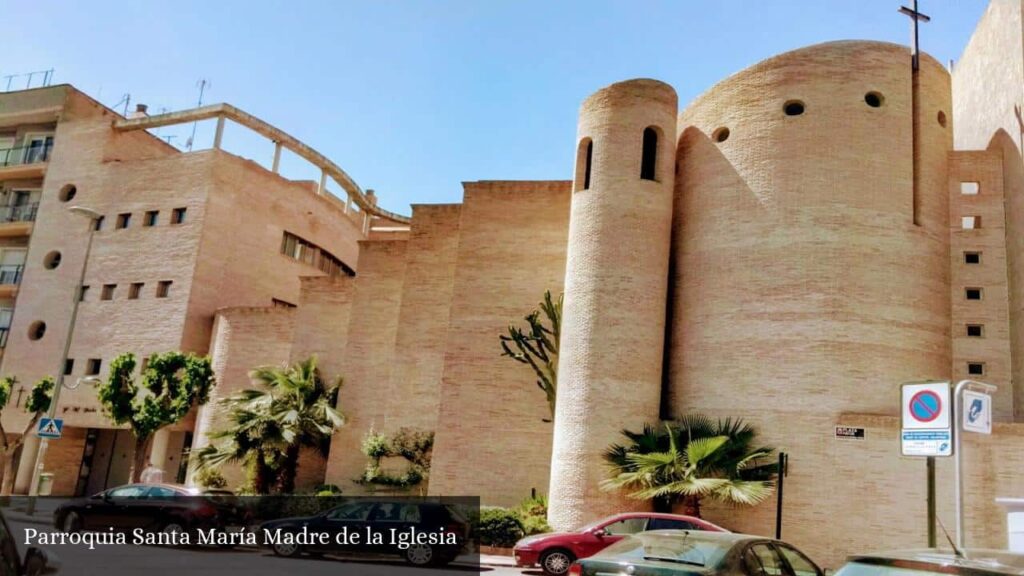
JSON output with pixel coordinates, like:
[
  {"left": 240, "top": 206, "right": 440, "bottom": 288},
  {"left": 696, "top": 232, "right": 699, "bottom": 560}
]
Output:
[{"left": 186, "top": 78, "right": 211, "bottom": 151}]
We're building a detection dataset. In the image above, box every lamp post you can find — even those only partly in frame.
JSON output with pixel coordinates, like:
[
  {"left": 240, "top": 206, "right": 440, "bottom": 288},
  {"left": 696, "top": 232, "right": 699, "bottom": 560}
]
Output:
[{"left": 27, "top": 206, "right": 101, "bottom": 503}]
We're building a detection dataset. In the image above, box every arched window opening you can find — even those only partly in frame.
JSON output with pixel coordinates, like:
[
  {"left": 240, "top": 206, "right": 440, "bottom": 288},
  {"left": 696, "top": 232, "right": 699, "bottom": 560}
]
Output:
[
  {"left": 640, "top": 127, "right": 658, "bottom": 181},
  {"left": 575, "top": 138, "right": 593, "bottom": 192}
]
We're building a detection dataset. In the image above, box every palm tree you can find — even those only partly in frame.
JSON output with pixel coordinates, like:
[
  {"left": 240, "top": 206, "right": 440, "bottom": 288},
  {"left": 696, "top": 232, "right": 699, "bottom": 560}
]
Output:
[
  {"left": 195, "top": 356, "right": 344, "bottom": 493},
  {"left": 602, "top": 414, "right": 776, "bottom": 517}
]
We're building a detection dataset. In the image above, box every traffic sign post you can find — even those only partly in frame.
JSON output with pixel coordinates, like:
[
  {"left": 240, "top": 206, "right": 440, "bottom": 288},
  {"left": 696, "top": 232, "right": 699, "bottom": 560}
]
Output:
[
  {"left": 35, "top": 417, "right": 63, "bottom": 439},
  {"left": 901, "top": 382, "right": 952, "bottom": 457}
]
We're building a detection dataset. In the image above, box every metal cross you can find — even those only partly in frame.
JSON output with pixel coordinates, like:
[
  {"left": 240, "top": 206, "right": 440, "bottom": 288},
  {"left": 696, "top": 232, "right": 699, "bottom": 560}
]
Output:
[
  {"left": 13, "top": 386, "right": 24, "bottom": 408},
  {"left": 899, "top": 0, "right": 931, "bottom": 72}
]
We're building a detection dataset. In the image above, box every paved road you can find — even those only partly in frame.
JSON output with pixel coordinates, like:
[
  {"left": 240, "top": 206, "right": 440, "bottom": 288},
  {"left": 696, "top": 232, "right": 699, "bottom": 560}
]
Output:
[{"left": 7, "top": 517, "right": 535, "bottom": 576}]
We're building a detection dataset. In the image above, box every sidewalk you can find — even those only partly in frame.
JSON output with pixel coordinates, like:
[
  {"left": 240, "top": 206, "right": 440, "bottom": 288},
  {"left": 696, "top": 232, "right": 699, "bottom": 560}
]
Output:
[
  {"left": 2, "top": 498, "right": 59, "bottom": 527},
  {"left": 479, "top": 554, "right": 517, "bottom": 567}
]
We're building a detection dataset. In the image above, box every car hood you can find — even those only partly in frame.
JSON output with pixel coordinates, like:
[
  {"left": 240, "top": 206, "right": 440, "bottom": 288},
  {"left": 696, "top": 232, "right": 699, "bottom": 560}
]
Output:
[{"left": 516, "top": 532, "right": 578, "bottom": 547}]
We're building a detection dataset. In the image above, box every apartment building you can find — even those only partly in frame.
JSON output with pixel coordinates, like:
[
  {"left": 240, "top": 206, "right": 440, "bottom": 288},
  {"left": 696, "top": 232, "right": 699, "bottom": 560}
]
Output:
[{"left": 0, "top": 85, "right": 404, "bottom": 496}]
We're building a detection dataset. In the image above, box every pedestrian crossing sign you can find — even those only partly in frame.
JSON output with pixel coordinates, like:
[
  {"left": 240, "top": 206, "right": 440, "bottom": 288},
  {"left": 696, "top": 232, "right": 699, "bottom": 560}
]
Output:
[{"left": 36, "top": 418, "right": 63, "bottom": 439}]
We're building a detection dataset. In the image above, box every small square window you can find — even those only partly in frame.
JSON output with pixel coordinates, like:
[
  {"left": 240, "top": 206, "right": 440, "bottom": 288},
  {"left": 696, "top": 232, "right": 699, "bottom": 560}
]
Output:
[
  {"left": 101, "top": 284, "right": 116, "bottom": 301},
  {"left": 94, "top": 216, "right": 105, "bottom": 231},
  {"left": 128, "top": 282, "right": 143, "bottom": 300},
  {"left": 966, "top": 324, "right": 984, "bottom": 337},
  {"left": 967, "top": 362, "right": 985, "bottom": 376},
  {"left": 116, "top": 213, "right": 131, "bottom": 229},
  {"left": 964, "top": 252, "right": 981, "bottom": 264},
  {"left": 86, "top": 358, "right": 102, "bottom": 376},
  {"left": 79, "top": 285, "right": 90, "bottom": 302},
  {"left": 961, "top": 182, "right": 980, "bottom": 195},
  {"left": 172, "top": 208, "right": 187, "bottom": 224},
  {"left": 63, "top": 359, "right": 74, "bottom": 376},
  {"left": 144, "top": 211, "right": 159, "bottom": 227},
  {"left": 962, "top": 216, "right": 981, "bottom": 230},
  {"left": 965, "top": 287, "right": 983, "bottom": 301},
  {"left": 156, "top": 280, "right": 172, "bottom": 298}
]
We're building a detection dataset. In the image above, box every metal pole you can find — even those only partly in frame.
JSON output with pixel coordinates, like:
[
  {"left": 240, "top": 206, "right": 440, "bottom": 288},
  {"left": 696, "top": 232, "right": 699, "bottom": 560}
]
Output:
[
  {"left": 927, "top": 457, "right": 936, "bottom": 547},
  {"left": 775, "top": 452, "right": 786, "bottom": 539},
  {"left": 27, "top": 212, "right": 98, "bottom": 505}
]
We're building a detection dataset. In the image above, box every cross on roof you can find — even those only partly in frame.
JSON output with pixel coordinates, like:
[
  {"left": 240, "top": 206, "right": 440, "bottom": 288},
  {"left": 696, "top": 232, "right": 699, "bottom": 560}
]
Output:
[{"left": 899, "top": 0, "right": 931, "bottom": 72}]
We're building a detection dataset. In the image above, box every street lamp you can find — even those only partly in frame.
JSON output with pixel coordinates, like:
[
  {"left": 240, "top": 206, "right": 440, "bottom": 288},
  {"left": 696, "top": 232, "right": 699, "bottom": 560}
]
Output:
[{"left": 27, "top": 205, "right": 101, "bottom": 502}]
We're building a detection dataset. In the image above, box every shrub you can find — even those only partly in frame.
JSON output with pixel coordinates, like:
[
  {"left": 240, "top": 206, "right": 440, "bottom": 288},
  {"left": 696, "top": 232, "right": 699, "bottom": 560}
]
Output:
[
  {"left": 314, "top": 484, "right": 343, "bottom": 496},
  {"left": 195, "top": 468, "right": 227, "bottom": 489},
  {"left": 520, "top": 514, "right": 552, "bottom": 536},
  {"left": 477, "top": 507, "right": 525, "bottom": 548}
]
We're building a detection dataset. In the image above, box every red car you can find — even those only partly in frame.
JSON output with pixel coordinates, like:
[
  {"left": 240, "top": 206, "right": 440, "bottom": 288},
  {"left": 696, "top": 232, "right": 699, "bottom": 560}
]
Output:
[{"left": 513, "top": 512, "right": 727, "bottom": 576}]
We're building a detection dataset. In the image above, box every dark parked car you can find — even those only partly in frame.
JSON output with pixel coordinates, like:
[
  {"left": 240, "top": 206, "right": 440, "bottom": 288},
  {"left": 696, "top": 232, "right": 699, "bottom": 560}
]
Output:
[
  {"left": 514, "top": 512, "right": 727, "bottom": 575},
  {"left": 0, "top": 508, "right": 60, "bottom": 575},
  {"left": 571, "top": 530, "right": 823, "bottom": 576},
  {"left": 836, "top": 550, "right": 1024, "bottom": 576},
  {"left": 258, "top": 499, "right": 469, "bottom": 567},
  {"left": 54, "top": 483, "right": 245, "bottom": 538}
]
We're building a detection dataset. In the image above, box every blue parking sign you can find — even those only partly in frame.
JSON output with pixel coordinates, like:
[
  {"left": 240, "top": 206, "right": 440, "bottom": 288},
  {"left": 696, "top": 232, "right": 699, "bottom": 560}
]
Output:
[{"left": 36, "top": 418, "right": 63, "bottom": 439}]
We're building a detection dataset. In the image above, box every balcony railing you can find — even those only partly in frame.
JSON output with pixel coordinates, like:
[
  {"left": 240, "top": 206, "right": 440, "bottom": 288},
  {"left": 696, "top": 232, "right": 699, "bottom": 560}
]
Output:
[
  {"left": 0, "top": 203, "right": 38, "bottom": 223},
  {"left": 0, "top": 265, "right": 23, "bottom": 285},
  {"left": 0, "top": 143, "right": 53, "bottom": 168}
]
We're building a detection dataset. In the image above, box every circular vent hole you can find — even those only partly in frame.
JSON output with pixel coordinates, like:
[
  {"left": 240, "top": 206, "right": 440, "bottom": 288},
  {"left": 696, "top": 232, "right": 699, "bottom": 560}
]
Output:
[
  {"left": 43, "top": 251, "right": 61, "bottom": 270},
  {"left": 712, "top": 127, "right": 730, "bottom": 143},
  {"left": 865, "top": 92, "right": 884, "bottom": 108},
  {"left": 937, "top": 111, "right": 947, "bottom": 127},
  {"left": 784, "top": 100, "right": 805, "bottom": 116},
  {"left": 59, "top": 185, "right": 77, "bottom": 203},
  {"left": 28, "top": 321, "right": 46, "bottom": 341}
]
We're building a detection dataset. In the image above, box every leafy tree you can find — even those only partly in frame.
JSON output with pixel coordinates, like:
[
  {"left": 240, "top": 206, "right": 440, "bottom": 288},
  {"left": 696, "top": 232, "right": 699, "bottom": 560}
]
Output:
[
  {"left": 500, "top": 291, "right": 562, "bottom": 420},
  {"left": 196, "top": 356, "right": 343, "bottom": 494},
  {"left": 97, "top": 352, "right": 215, "bottom": 482},
  {"left": 0, "top": 376, "right": 54, "bottom": 495},
  {"left": 602, "top": 414, "right": 777, "bottom": 517}
]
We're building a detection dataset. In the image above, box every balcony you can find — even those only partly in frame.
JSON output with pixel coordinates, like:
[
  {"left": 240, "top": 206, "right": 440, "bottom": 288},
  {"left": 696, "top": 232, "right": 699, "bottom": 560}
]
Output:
[
  {"left": 0, "top": 265, "right": 23, "bottom": 298},
  {"left": 0, "top": 203, "right": 37, "bottom": 237},
  {"left": 0, "top": 143, "right": 52, "bottom": 179}
]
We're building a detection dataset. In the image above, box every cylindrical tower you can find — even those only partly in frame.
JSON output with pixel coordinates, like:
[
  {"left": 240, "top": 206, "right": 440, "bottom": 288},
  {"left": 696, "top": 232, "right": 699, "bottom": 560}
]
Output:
[{"left": 548, "top": 79, "right": 678, "bottom": 530}]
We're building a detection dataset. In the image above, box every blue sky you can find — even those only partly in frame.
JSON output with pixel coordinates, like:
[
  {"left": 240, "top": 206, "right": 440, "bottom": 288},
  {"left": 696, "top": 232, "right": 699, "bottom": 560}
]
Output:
[{"left": 5, "top": 1, "right": 989, "bottom": 214}]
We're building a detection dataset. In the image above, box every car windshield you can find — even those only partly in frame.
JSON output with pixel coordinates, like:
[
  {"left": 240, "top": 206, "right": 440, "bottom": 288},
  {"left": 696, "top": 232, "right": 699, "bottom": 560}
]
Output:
[{"left": 598, "top": 532, "right": 731, "bottom": 568}]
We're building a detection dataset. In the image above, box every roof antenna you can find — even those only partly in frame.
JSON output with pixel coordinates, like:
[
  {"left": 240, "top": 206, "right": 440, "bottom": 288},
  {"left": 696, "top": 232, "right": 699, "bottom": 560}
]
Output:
[
  {"left": 186, "top": 78, "right": 210, "bottom": 151},
  {"left": 936, "top": 516, "right": 964, "bottom": 558}
]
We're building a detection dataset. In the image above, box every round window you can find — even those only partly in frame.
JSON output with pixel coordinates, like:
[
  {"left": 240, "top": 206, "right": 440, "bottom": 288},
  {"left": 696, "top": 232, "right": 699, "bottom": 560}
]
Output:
[
  {"left": 59, "top": 185, "right": 77, "bottom": 203},
  {"left": 43, "top": 251, "right": 61, "bottom": 270},
  {"left": 28, "top": 321, "right": 46, "bottom": 341}
]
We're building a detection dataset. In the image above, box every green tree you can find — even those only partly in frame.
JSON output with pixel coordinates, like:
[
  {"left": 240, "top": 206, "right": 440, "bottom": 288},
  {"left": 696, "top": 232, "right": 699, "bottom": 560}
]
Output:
[
  {"left": 0, "top": 376, "right": 54, "bottom": 495},
  {"left": 500, "top": 290, "right": 562, "bottom": 420},
  {"left": 196, "top": 356, "right": 343, "bottom": 494},
  {"left": 602, "top": 414, "right": 777, "bottom": 518},
  {"left": 97, "top": 352, "right": 215, "bottom": 482}
]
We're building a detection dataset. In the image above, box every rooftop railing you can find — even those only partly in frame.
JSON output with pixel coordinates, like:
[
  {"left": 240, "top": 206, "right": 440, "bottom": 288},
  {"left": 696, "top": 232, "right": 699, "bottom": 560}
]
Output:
[{"left": 0, "top": 143, "right": 53, "bottom": 168}]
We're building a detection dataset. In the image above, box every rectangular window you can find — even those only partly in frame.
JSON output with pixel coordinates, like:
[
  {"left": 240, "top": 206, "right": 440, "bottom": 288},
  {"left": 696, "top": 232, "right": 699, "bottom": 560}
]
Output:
[
  {"left": 79, "top": 285, "right": 90, "bottom": 302},
  {"left": 964, "top": 252, "right": 981, "bottom": 265},
  {"left": 64, "top": 359, "right": 74, "bottom": 376},
  {"left": 966, "top": 324, "right": 984, "bottom": 337},
  {"left": 172, "top": 207, "right": 187, "bottom": 224},
  {"left": 965, "top": 287, "right": 983, "bottom": 301},
  {"left": 962, "top": 215, "right": 981, "bottom": 230},
  {"left": 86, "top": 358, "right": 102, "bottom": 376},
  {"left": 272, "top": 298, "right": 296, "bottom": 308},
  {"left": 101, "top": 284, "right": 116, "bottom": 301},
  {"left": 116, "top": 213, "right": 131, "bottom": 229},
  {"left": 144, "top": 211, "right": 159, "bottom": 227},
  {"left": 280, "top": 231, "right": 352, "bottom": 277},
  {"left": 961, "top": 182, "right": 980, "bottom": 195},
  {"left": 128, "top": 282, "right": 143, "bottom": 300},
  {"left": 94, "top": 216, "right": 105, "bottom": 231},
  {"left": 967, "top": 362, "right": 985, "bottom": 376},
  {"left": 156, "top": 280, "right": 172, "bottom": 298}
]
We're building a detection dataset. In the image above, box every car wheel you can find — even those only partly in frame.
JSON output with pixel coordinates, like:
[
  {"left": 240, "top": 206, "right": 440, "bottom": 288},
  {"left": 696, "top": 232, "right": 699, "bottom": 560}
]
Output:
[
  {"left": 404, "top": 543, "right": 434, "bottom": 566},
  {"left": 540, "top": 549, "right": 575, "bottom": 576},
  {"left": 272, "top": 541, "right": 302, "bottom": 558},
  {"left": 62, "top": 511, "right": 82, "bottom": 533}
]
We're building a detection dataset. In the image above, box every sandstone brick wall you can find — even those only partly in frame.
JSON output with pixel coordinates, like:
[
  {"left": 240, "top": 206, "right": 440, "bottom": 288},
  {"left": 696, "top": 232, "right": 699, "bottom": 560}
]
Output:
[
  {"left": 194, "top": 306, "right": 295, "bottom": 489},
  {"left": 289, "top": 275, "right": 355, "bottom": 372},
  {"left": 323, "top": 240, "right": 408, "bottom": 490},
  {"left": 429, "top": 181, "right": 570, "bottom": 505}
]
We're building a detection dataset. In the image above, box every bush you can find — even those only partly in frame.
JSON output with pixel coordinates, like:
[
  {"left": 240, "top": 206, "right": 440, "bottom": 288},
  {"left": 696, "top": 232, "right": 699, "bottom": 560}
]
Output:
[
  {"left": 520, "top": 514, "right": 552, "bottom": 536},
  {"left": 477, "top": 507, "right": 525, "bottom": 548},
  {"left": 194, "top": 468, "right": 227, "bottom": 489},
  {"left": 315, "top": 484, "right": 343, "bottom": 496}
]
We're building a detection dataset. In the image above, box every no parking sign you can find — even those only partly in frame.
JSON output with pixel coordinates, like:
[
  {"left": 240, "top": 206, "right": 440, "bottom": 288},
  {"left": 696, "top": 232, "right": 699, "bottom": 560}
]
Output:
[{"left": 901, "top": 382, "right": 952, "bottom": 457}]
